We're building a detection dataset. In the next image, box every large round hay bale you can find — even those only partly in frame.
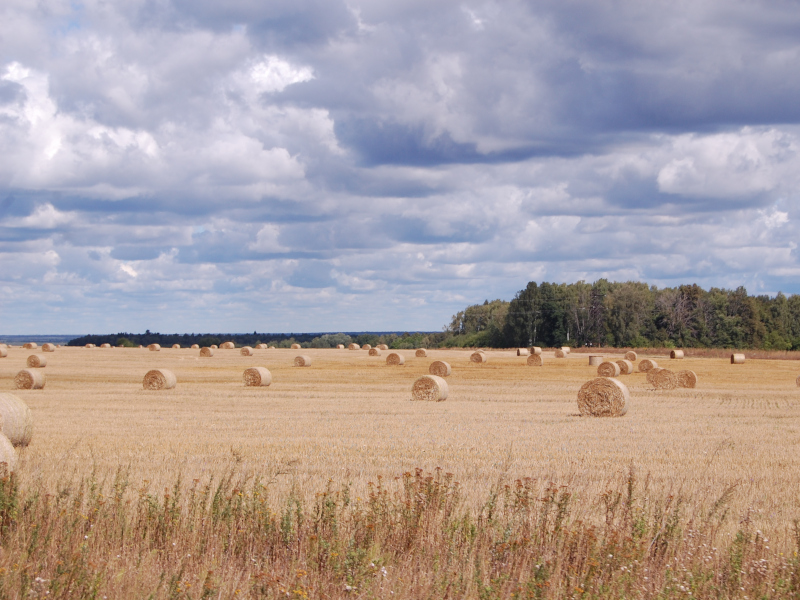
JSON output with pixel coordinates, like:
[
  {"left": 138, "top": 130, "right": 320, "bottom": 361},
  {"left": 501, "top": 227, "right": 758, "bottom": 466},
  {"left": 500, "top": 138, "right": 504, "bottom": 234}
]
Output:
[
  {"left": 378, "top": 344, "right": 389, "bottom": 351},
  {"left": 23, "top": 343, "right": 37, "bottom": 350},
  {"left": 554, "top": 349, "right": 567, "bottom": 358},
  {"left": 470, "top": 351, "right": 487, "bottom": 363},
  {"left": 0, "top": 393, "right": 33, "bottom": 447},
  {"left": 677, "top": 370, "right": 698, "bottom": 388},
  {"left": 527, "top": 354, "right": 543, "bottom": 367},
  {"left": 362, "top": 344, "right": 372, "bottom": 351},
  {"left": 336, "top": 344, "right": 345, "bottom": 349},
  {"left": 172, "top": 344, "right": 180, "bottom": 349},
  {"left": 624, "top": 351, "right": 637, "bottom": 361},
  {"left": 143, "top": 369, "right": 176, "bottom": 390},
  {"left": 0, "top": 434, "right": 17, "bottom": 473},
  {"left": 221, "top": 342, "right": 235, "bottom": 350},
  {"left": 412, "top": 375, "right": 448, "bottom": 402},
  {"left": 517, "top": 348, "right": 530, "bottom": 356},
  {"left": 243, "top": 367, "right": 272, "bottom": 387},
  {"left": 240, "top": 346, "right": 254, "bottom": 356},
  {"left": 148, "top": 344, "right": 161, "bottom": 352},
  {"left": 597, "top": 361, "right": 621, "bottom": 377},
  {"left": 368, "top": 348, "right": 381, "bottom": 356},
  {"left": 670, "top": 349, "right": 684, "bottom": 359},
  {"left": 530, "top": 346, "right": 542, "bottom": 355},
  {"left": 429, "top": 361, "right": 452, "bottom": 377},
  {"left": 647, "top": 368, "right": 678, "bottom": 390},
  {"left": 588, "top": 355, "right": 603, "bottom": 366},
  {"left": 638, "top": 359, "right": 658, "bottom": 372},
  {"left": 731, "top": 353, "right": 745, "bottom": 364},
  {"left": 294, "top": 355, "right": 311, "bottom": 367},
  {"left": 616, "top": 360, "right": 634, "bottom": 375},
  {"left": 26, "top": 355, "right": 46, "bottom": 368},
  {"left": 348, "top": 343, "right": 360, "bottom": 350},
  {"left": 416, "top": 348, "right": 427, "bottom": 357},
  {"left": 15, "top": 369, "right": 45, "bottom": 390},
  {"left": 255, "top": 344, "right": 267, "bottom": 350},
  {"left": 42, "top": 343, "right": 55, "bottom": 352},
  {"left": 577, "top": 378, "right": 629, "bottom": 417},
  {"left": 191, "top": 344, "right": 199, "bottom": 349},
  {"left": 200, "top": 347, "right": 214, "bottom": 357},
  {"left": 561, "top": 346, "right": 571, "bottom": 354},
  {"left": 0, "top": 347, "right": 7, "bottom": 358},
  {"left": 386, "top": 353, "right": 405, "bottom": 366}
]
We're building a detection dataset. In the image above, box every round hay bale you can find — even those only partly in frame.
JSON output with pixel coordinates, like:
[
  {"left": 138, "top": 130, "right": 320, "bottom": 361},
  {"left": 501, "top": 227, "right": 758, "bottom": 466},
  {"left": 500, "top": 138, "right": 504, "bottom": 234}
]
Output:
[
  {"left": 85, "top": 344, "right": 96, "bottom": 348},
  {"left": 429, "top": 360, "right": 452, "bottom": 377},
  {"left": 241, "top": 346, "right": 254, "bottom": 356},
  {"left": 378, "top": 344, "right": 389, "bottom": 351},
  {"left": 677, "top": 370, "right": 698, "bottom": 389},
  {"left": 517, "top": 348, "right": 530, "bottom": 356},
  {"left": 731, "top": 353, "right": 745, "bottom": 364},
  {"left": 527, "top": 354, "right": 543, "bottom": 367},
  {"left": 362, "top": 344, "right": 372, "bottom": 351},
  {"left": 42, "top": 343, "right": 55, "bottom": 352},
  {"left": 294, "top": 355, "right": 311, "bottom": 367},
  {"left": 530, "top": 346, "right": 542, "bottom": 355},
  {"left": 554, "top": 349, "right": 567, "bottom": 359},
  {"left": 348, "top": 343, "right": 360, "bottom": 350},
  {"left": 291, "top": 343, "right": 301, "bottom": 350},
  {"left": 416, "top": 349, "right": 427, "bottom": 357},
  {"left": 368, "top": 348, "right": 381, "bottom": 356},
  {"left": 647, "top": 368, "right": 678, "bottom": 390},
  {"left": 221, "top": 342, "right": 235, "bottom": 349},
  {"left": 100, "top": 343, "right": 112, "bottom": 349},
  {"left": 199, "top": 347, "right": 215, "bottom": 357},
  {"left": 577, "top": 377, "right": 629, "bottom": 417},
  {"left": 670, "top": 349, "right": 684, "bottom": 359},
  {"left": 638, "top": 359, "right": 658, "bottom": 372},
  {"left": 336, "top": 344, "right": 345, "bottom": 349},
  {"left": 172, "top": 344, "right": 180, "bottom": 349},
  {"left": 0, "top": 434, "right": 16, "bottom": 474},
  {"left": 561, "top": 346, "right": 571, "bottom": 354},
  {"left": 143, "top": 369, "right": 176, "bottom": 390},
  {"left": 624, "top": 351, "right": 637, "bottom": 361},
  {"left": 26, "top": 355, "right": 46, "bottom": 368},
  {"left": 588, "top": 355, "right": 603, "bottom": 366},
  {"left": 0, "top": 393, "right": 33, "bottom": 447},
  {"left": 616, "top": 359, "right": 634, "bottom": 375},
  {"left": 243, "top": 367, "right": 272, "bottom": 387},
  {"left": 470, "top": 351, "right": 487, "bottom": 363},
  {"left": 386, "top": 353, "right": 405, "bottom": 366},
  {"left": 411, "top": 375, "right": 448, "bottom": 402},
  {"left": 269, "top": 346, "right": 276, "bottom": 350},
  {"left": 211, "top": 345, "right": 218, "bottom": 349},
  {"left": 15, "top": 369, "right": 45, "bottom": 390},
  {"left": 597, "top": 361, "right": 621, "bottom": 377},
  {"left": 191, "top": 344, "right": 199, "bottom": 349},
  {"left": 23, "top": 343, "right": 37, "bottom": 350},
  {"left": 255, "top": 344, "right": 267, "bottom": 350},
  {"left": 0, "top": 347, "right": 7, "bottom": 358},
  {"left": 148, "top": 344, "right": 161, "bottom": 352}
]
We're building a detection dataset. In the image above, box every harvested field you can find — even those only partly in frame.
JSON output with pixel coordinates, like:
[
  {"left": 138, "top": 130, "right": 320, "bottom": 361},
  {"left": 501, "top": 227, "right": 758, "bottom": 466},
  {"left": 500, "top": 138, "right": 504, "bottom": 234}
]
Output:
[{"left": 1, "top": 346, "right": 800, "bottom": 597}]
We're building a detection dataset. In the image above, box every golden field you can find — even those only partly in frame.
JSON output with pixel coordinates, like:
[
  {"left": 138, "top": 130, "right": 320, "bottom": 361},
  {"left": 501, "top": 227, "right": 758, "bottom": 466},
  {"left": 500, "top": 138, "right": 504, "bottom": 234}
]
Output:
[{"left": 1, "top": 344, "right": 799, "bottom": 598}]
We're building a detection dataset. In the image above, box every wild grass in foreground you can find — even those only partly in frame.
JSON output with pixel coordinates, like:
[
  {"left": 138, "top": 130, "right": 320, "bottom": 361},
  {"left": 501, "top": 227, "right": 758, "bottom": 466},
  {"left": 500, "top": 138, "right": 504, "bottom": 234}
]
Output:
[{"left": 0, "top": 467, "right": 798, "bottom": 599}]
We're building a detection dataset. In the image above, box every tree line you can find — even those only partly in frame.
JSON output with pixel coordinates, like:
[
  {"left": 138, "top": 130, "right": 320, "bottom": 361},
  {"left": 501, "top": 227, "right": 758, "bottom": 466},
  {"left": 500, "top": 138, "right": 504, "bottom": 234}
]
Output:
[{"left": 444, "top": 280, "right": 800, "bottom": 350}]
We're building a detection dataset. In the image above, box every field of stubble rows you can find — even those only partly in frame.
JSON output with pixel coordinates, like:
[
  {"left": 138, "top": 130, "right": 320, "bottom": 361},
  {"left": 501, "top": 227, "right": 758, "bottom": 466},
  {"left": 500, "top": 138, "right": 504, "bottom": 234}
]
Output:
[{"left": 1, "top": 345, "right": 799, "bottom": 599}]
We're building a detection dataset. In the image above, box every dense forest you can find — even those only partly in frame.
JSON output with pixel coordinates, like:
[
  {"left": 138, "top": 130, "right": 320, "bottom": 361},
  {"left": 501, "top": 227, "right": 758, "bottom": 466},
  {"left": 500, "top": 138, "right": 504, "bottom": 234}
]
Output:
[{"left": 444, "top": 280, "right": 800, "bottom": 350}]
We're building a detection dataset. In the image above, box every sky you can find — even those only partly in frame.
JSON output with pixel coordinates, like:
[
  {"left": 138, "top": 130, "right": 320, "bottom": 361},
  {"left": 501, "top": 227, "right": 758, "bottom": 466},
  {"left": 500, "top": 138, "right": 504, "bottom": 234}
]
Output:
[{"left": 2, "top": 0, "right": 800, "bottom": 334}]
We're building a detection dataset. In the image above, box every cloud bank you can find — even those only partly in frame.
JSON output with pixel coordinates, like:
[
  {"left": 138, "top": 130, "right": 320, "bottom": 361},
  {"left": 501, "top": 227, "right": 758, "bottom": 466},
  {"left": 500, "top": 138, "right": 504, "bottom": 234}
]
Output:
[{"left": 1, "top": 0, "right": 799, "bottom": 333}]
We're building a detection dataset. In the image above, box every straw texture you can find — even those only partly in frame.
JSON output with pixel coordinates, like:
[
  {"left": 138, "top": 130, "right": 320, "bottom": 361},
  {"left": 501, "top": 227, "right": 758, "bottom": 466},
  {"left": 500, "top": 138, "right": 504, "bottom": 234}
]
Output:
[
  {"left": 554, "top": 349, "right": 567, "bottom": 358},
  {"left": 148, "top": 344, "right": 161, "bottom": 352},
  {"left": 14, "top": 369, "right": 45, "bottom": 390},
  {"left": 647, "top": 368, "right": 678, "bottom": 390},
  {"left": 23, "top": 343, "right": 37, "bottom": 349},
  {"left": 597, "top": 361, "right": 621, "bottom": 377},
  {"left": 42, "top": 343, "right": 55, "bottom": 352},
  {"left": 470, "top": 351, "right": 488, "bottom": 363},
  {"left": 368, "top": 348, "right": 381, "bottom": 356},
  {"left": 416, "top": 349, "right": 427, "bottom": 357},
  {"left": 26, "top": 355, "right": 46, "bottom": 368},
  {"left": 200, "top": 347, "right": 214, "bottom": 357},
  {"left": 243, "top": 367, "right": 272, "bottom": 387},
  {"left": 677, "top": 370, "right": 698, "bottom": 388},
  {"left": 577, "top": 378, "right": 629, "bottom": 417},
  {"left": 386, "top": 353, "right": 406, "bottom": 366},
  {"left": 143, "top": 369, "right": 176, "bottom": 390},
  {"left": 348, "top": 343, "right": 360, "bottom": 350},
  {"left": 638, "top": 359, "right": 658, "bottom": 372},
  {"left": 625, "top": 351, "right": 637, "bottom": 361},
  {"left": 0, "top": 393, "right": 33, "bottom": 447},
  {"left": 670, "top": 350, "right": 685, "bottom": 359},
  {"left": 0, "top": 434, "right": 16, "bottom": 473},
  {"left": 616, "top": 360, "right": 634, "bottom": 375},
  {"left": 363, "top": 344, "right": 372, "bottom": 351},
  {"left": 429, "top": 361, "right": 452, "bottom": 377},
  {"left": 411, "top": 375, "right": 448, "bottom": 402},
  {"left": 530, "top": 347, "right": 542, "bottom": 355},
  {"left": 294, "top": 355, "right": 312, "bottom": 367},
  {"left": 221, "top": 342, "right": 235, "bottom": 349},
  {"left": 240, "top": 346, "right": 254, "bottom": 356},
  {"left": 527, "top": 354, "right": 543, "bottom": 367}
]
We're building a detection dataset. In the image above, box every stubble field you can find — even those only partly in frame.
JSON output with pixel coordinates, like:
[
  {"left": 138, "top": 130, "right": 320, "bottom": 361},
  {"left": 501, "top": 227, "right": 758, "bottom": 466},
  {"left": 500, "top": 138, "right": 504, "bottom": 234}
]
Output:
[{"left": 1, "top": 345, "right": 800, "bottom": 598}]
